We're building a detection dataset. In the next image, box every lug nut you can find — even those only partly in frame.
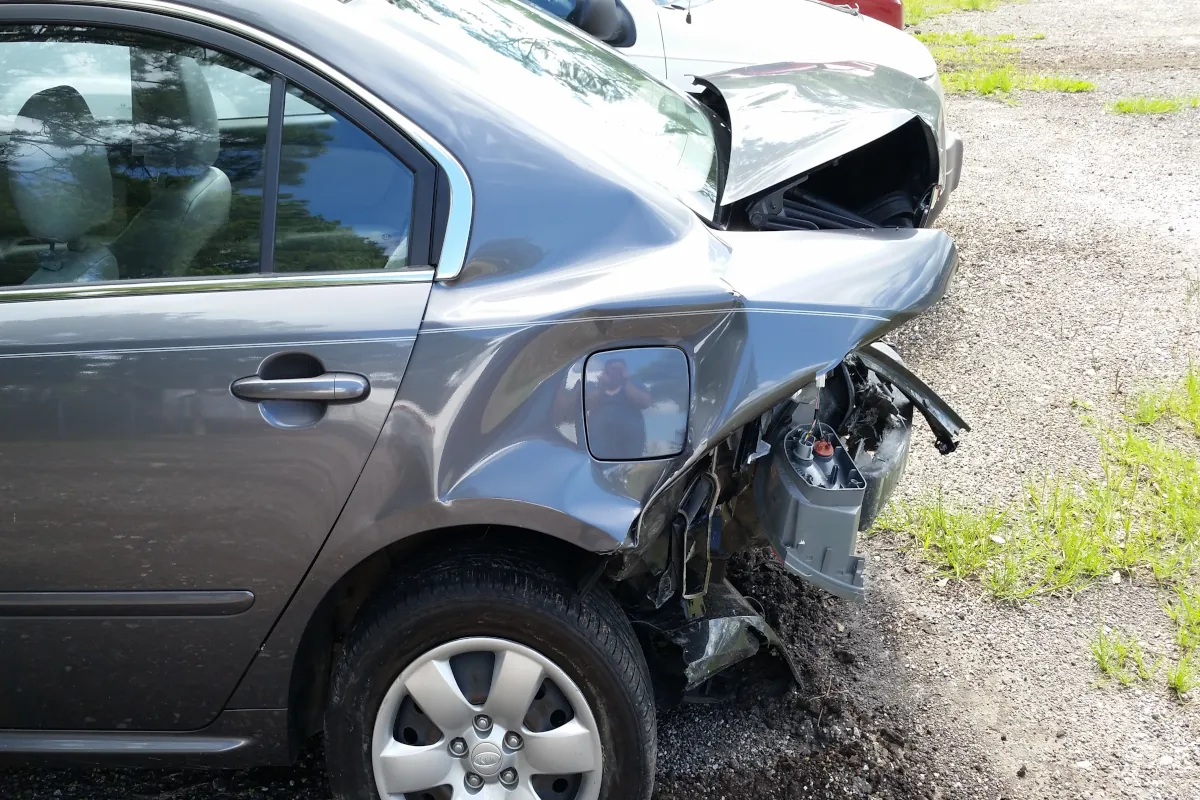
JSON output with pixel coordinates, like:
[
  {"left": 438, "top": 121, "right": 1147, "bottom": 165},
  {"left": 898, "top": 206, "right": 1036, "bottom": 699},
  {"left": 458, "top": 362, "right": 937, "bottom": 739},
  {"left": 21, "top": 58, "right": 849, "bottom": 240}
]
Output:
[
  {"left": 448, "top": 737, "right": 467, "bottom": 757},
  {"left": 473, "top": 714, "right": 493, "bottom": 733},
  {"left": 503, "top": 731, "right": 523, "bottom": 750},
  {"left": 465, "top": 772, "right": 484, "bottom": 789},
  {"left": 499, "top": 768, "right": 518, "bottom": 786}
]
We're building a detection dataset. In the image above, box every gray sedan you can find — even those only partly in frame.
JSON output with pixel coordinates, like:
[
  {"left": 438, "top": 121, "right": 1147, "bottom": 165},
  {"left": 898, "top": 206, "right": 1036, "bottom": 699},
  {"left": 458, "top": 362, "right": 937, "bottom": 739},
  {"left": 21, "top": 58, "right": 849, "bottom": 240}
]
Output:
[{"left": 0, "top": 0, "right": 965, "bottom": 798}]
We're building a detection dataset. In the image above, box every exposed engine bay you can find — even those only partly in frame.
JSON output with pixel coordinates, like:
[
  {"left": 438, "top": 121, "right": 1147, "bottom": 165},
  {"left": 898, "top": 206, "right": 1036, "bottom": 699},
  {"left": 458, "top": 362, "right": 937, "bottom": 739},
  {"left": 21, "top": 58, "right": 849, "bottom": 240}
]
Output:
[
  {"left": 606, "top": 343, "right": 967, "bottom": 705},
  {"left": 690, "top": 68, "right": 945, "bottom": 232},
  {"left": 728, "top": 117, "right": 939, "bottom": 231}
]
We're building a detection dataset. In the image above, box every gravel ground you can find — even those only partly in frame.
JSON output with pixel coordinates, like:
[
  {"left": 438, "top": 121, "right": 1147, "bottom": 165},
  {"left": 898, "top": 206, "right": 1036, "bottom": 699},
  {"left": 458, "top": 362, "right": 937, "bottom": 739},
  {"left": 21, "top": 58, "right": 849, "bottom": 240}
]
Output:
[{"left": 3, "top": 0, "right": 1199, "bottom": 798}]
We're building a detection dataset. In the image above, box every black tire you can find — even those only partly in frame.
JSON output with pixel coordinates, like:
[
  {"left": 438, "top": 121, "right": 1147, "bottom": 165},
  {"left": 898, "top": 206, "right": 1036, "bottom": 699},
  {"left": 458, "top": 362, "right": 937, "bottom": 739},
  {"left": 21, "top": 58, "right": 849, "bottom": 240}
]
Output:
[{"left": 325, "top": 546, "right": 656, "bottom": 800}]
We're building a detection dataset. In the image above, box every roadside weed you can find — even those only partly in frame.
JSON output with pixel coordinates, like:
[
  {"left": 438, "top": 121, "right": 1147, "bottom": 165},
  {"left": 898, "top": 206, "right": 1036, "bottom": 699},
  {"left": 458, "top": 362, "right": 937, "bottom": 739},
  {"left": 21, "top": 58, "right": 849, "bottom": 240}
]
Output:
[
  {"left": 1019, "top": 74, "right": 1095, "bottom": 93},
  {"left": 1167, "top": 654, "right": 1199, "bottom": 699},
  {"left": 983, "top": 541, "right": 1042, "bottom": 601},
  {"left": 1166, "top": 587, "right": 1200, "bottom": 651},
  {"left": 1130, "top": 390, "right": 1168, "bottom": 426},
  {"left": 880, "top": 367, "right": 1200, "bottom": 597},
  {"left": 1110, "top": 97, "right": 1182, "bottom": 115},
  {"left": 881, "top": 365, "right": 1200, "bottom": 698},
  {"left": 887, "top": 494, "right": 1009, "bottom": 579},
  {"left": 943, "top": 66, "right": 1015, "bottom": 96},
  {"left": 918, "top": 30, "right": 1091, "bottom": 97},
  {"left": 1030, "top": 32, "right": 1046, "bottom": 40},
  {"left": 943, "top": 67, "right": 1094, "bottom": 96},
  {"left": 906, "top": 0, "right": 1022, "bottom": 25},
  {"left": 916, "top": 31, "right": 1016, "bottom": 46},
  {"left": 1109, "top": 96, "right": 1200, "bottom": 115},
  {"left": 1090, "top": 628, "right": 1156, "bottom": 686}
]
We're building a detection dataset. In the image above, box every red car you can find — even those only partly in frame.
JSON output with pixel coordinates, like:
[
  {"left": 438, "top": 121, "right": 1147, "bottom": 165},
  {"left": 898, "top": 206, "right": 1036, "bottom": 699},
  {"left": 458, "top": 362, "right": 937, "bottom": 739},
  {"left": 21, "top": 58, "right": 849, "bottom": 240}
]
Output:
[{"left": 829, "top": 0, "right": 904, "bottom": 29}]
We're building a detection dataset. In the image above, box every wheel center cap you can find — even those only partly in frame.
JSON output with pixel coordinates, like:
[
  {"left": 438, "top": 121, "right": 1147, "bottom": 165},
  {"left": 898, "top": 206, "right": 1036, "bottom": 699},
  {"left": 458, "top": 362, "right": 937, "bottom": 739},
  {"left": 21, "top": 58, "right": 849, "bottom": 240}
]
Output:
[{"left": 469, "top": 741, "right": 503, "bottom": 777}]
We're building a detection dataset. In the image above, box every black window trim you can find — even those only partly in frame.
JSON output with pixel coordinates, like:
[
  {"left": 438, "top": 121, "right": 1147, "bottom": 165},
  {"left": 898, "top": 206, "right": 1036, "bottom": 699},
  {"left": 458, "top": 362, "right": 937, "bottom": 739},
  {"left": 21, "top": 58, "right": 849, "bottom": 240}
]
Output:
[
  {"left": 0, "top": 1, "right": 443, "bottom": 297},
  {"left": 259, "top": 73, "right": 286, "bottom": 275}
]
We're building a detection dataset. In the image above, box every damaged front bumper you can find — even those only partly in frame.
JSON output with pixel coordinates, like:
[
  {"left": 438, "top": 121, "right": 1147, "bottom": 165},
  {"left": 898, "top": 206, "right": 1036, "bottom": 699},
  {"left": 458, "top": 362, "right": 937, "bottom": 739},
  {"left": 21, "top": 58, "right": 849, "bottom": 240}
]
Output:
[{"left": 753, "top": 343, "right": 968, "bottom": 601}]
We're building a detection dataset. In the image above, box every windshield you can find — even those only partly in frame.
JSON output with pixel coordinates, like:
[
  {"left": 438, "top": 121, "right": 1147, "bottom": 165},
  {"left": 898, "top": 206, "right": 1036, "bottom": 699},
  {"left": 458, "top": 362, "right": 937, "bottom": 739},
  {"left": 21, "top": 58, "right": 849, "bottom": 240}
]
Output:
[{"left": 383, "top": 0, "right": 720, "bottom": 219}]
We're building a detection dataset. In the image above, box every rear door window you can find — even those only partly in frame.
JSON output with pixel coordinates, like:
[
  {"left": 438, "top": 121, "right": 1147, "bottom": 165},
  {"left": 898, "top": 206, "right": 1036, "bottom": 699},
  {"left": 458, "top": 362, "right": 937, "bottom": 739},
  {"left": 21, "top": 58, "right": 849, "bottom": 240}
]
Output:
[
  {"left": 273, "top": 86, "right": 415, "bottom": 273},
  {"left": 0, "top": 27, "right": 270, "bottom": 284},
  {"left": 0, "top": 25, "right": 429, "bottom": 290}
]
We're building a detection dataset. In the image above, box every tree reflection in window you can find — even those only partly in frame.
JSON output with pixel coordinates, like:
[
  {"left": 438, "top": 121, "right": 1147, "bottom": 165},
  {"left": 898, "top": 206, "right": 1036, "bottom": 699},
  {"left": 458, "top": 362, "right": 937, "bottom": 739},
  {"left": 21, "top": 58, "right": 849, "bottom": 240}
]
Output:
[{"left": 272, "top": 87, "right": 414, "bottom": 273}]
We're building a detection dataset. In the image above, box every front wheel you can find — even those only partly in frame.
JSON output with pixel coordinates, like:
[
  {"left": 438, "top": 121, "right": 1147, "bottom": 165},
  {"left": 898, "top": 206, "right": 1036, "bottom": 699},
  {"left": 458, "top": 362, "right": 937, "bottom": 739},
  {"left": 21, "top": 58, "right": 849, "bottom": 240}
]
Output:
[{"left": 324, "top": 550, "right": 656, "bottom": 800}]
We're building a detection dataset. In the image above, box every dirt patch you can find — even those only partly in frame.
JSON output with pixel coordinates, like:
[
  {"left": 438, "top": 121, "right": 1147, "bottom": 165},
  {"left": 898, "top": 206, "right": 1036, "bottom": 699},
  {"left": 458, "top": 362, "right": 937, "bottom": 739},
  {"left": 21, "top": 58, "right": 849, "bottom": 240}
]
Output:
[{"left": 654, "top": 551, "right": 1005, "bottom": 800}]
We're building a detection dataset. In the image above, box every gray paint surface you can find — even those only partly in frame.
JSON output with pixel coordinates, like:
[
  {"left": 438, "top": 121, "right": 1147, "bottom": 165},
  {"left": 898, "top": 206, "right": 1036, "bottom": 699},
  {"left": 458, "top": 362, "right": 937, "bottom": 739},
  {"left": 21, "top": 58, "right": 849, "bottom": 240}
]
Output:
[
  {"left": 0, "top": 282, "right": 428, "bottom": 729},
  {"left": 0, "top": 0, "right": 960, "bottom": 758}
]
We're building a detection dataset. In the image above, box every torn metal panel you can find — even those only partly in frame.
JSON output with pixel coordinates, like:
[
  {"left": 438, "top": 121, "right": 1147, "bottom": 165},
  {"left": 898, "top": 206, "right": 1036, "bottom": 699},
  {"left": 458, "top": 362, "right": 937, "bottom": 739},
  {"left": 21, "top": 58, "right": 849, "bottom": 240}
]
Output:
[{"left": 632, "top": 578, "right": 800, "bottom": 703}]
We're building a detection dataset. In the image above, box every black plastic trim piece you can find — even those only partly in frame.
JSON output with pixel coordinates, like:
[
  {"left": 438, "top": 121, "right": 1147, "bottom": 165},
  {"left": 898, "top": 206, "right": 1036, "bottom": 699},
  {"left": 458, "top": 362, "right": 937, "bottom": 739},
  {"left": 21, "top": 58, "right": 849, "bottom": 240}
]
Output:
[
  {"left": 259, "top": 73, "right": 286, "bottom": 274},
  {"left": 0, "top": 709, "right": 292, "bottom": 767},
  {"left": 855, "top": 342, "right": 970, "bottom": 454},
  {"left": 0, "top": 591, "right": 255, "bottom": 617}
]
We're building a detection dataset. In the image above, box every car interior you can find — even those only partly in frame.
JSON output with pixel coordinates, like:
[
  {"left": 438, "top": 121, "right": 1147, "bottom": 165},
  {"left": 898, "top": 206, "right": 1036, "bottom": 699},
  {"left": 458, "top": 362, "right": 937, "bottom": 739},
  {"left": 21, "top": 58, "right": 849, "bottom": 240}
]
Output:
[{"left": 0, "top": 29, "right": 416, "bottom": 288}]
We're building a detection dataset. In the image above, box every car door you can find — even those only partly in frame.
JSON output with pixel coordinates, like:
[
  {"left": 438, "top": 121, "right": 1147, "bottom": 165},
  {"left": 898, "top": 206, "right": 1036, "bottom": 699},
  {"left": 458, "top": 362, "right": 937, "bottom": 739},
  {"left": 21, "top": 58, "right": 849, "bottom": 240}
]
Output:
[{"left": 0, "top": 11, "right": 439, "bottom": 731}]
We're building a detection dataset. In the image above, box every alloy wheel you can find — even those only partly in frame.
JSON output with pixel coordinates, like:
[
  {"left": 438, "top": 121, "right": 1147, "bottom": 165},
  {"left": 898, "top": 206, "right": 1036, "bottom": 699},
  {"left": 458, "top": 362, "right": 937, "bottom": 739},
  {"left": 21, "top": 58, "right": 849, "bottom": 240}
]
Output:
[{"left": 371, "top": 637, "right": 603, "bottom": 800}]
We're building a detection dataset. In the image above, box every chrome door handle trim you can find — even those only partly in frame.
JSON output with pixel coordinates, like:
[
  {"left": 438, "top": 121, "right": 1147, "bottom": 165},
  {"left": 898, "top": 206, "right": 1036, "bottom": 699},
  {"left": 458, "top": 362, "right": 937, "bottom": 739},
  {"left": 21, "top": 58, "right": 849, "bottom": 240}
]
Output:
[{"left": 230, "top": 372, "right": 370, "bottom": 403}]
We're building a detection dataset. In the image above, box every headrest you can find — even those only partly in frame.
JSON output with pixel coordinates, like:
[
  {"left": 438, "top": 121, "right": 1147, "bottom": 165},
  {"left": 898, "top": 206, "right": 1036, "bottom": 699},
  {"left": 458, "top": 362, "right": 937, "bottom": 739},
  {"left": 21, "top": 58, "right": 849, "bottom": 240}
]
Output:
[
  {"left": 129, "top": 49, "right": 220, "bottom": 173},
  {"left": 6, "top": 86, "right": 113, "bottom": 245}
]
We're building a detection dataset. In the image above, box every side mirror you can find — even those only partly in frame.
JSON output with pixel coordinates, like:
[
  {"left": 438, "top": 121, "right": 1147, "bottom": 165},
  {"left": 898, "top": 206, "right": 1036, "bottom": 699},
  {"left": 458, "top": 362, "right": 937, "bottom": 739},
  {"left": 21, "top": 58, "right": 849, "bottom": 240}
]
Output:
[{"left": 573, "top": 0, "right": 623, "bottom": 42}]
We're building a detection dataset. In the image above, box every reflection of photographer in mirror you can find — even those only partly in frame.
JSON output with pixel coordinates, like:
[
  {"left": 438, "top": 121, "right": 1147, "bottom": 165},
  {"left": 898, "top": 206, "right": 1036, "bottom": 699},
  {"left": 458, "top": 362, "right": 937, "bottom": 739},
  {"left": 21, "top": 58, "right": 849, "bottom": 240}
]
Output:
[{"left": 589, "top": 357, "right": 653, "bottom": 458}]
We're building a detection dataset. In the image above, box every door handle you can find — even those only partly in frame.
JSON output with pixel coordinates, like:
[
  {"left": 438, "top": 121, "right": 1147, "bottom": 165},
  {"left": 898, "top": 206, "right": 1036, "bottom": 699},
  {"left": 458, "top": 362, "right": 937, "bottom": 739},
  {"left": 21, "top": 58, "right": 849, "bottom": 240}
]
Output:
[{"left": 230, "top": 372, "right": 370, "bottom": 403}]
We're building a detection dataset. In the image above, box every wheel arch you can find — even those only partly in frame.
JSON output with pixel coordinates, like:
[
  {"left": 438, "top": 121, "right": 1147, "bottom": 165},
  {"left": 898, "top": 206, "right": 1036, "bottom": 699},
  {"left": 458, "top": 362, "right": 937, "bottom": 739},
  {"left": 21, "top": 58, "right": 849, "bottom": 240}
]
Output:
[{"left": 284, "top": 524, "right": 608, "bottom": 747}]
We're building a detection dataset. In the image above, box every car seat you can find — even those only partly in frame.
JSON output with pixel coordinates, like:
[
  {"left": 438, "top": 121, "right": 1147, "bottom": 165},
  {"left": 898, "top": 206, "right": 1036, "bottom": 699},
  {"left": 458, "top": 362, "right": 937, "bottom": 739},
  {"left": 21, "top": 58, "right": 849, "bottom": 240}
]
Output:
[
  {"left": 108, "top": 49, "right": 231, "bottom": 278},
  {"left": 6, "top": 85, "right": 119, "bottom": 285}
]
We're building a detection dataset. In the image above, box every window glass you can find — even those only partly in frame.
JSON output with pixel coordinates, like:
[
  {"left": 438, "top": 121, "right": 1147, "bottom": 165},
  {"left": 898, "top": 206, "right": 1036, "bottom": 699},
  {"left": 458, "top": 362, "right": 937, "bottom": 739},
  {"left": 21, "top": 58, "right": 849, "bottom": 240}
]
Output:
[
  {"left": 0, "top": 25, "right": 269, "bottom": 287},
  {"left": 273, "top": 87, "right": 416, "bottom": 272},
  {"left": 201, "top": 63, "right": 322, "bottom": 121}
]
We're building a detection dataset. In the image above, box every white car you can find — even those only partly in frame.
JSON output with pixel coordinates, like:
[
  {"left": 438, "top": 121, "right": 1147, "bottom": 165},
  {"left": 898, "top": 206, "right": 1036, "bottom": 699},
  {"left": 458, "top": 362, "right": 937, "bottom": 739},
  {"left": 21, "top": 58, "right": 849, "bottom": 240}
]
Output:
[{"left": 532, "top": 0, "right": 963, "bottom": 222}]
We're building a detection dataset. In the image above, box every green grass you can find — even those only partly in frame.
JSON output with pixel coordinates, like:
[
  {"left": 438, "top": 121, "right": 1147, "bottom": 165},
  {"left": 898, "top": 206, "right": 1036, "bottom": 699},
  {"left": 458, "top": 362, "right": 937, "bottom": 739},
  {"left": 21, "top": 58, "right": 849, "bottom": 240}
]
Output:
[
  {"left": 1110, "top": 97, "right": 1182, "bottom": 115},
  {"left": 879, "top": 365, "right": 1200, "bottom": 699},
  {"left": 1030, "top": 32, "right": 1047, "bottom": 40},
  {"left": 1090, "top": 628, "right": 1157, "bottom": 686},
  {"left": 916, "top": 30, "right": 1016, "bottom": 47},
  {"left": 1019, "top": 74, "right": 1095, "bottom": 93},
  {"left": 1109, "top": 96, "right": 1200, "bottom": 115},
  {"left": 877, "top": 366, "right": 1200, "bottom": 599},
  {"left": 906, "top": 0, "right": 1021, "bottom": 26},
  {"left": 1166, "top": 587, "right": 1200, "bottom": 651},
  {"left": 1130, "top": 366, "right": 1200, "bottom": 435},
  {"left": 1167, "top": 653, "right": 1199, "bottom": 698},
  {"left": 886, "top": 494, "right": 1009, "bottom": 580},
  {"left": 941, "top": 66, "right": 1093, "bottom": 97},
  {"left": 916, "top": 30, "right": 1091, "bottom": 97}
]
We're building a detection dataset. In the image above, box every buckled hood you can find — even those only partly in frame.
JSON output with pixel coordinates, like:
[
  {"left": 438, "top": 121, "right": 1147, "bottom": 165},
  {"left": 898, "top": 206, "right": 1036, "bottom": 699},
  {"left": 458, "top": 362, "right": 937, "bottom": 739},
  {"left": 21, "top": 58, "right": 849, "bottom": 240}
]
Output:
[{"left": 698, "top": 61, "right": 944, "bottom": 205}]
